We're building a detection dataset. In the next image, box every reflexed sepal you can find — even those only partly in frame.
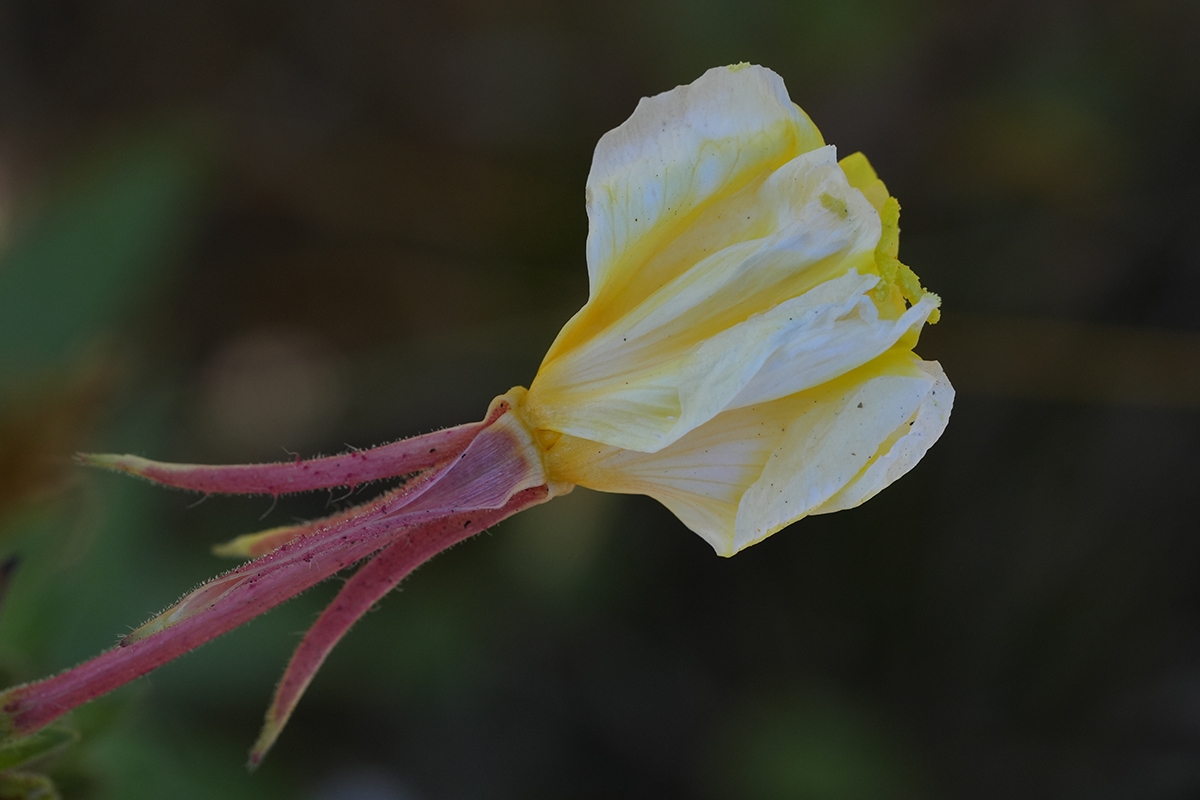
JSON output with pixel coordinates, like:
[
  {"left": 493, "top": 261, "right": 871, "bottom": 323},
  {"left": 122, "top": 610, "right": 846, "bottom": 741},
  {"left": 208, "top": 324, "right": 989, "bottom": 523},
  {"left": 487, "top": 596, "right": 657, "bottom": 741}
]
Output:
[
  {"left": 212, "top": 469, "right": 452, "bottom": 559},
  {"left": 248, "top": 484, "right": 553, "bottom": 767},
  {"left": 0, "top": 391, "right": 557, "bottom": 749},
  {"left": 75, "top": 419, "right": 487, "bottom": 496}
]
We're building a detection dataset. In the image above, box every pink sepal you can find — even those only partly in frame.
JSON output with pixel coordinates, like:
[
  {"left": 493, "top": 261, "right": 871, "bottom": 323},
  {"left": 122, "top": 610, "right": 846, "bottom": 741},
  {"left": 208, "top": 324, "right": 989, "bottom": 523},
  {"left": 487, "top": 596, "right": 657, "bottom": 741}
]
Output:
[
  {"left": 248, "top": 484, "right": 551, "bottom": 766},
  {"left": 1, "top": 398, "right": 546, "bottom": 744},
  {"left": 75, "top": 403, "right": 512, "bottom": 496}
]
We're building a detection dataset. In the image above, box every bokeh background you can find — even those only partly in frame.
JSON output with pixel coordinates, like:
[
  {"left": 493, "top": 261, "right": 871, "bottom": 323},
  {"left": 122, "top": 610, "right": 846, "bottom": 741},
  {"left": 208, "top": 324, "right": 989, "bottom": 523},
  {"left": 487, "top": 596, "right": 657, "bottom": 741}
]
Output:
[{"left": 2, "top": 1, "right": 1199, "bottom": 798}]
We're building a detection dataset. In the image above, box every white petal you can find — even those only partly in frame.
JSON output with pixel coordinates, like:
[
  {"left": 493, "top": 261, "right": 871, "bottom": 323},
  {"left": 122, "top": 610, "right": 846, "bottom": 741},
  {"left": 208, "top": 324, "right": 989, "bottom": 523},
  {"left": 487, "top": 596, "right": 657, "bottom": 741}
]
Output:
[
  {"left": 544, "top": 400, "right": 793, "bottom": 554},
  {"left": 732, "top": 351, "right": 938, "bottom": 552},
  {"left": 528, "top": 148, "right": 893, "bottom": 452},
  {"left": 542, "top": 350, "right": 947, "bottom": 557},
  {"left": 583, "top": 64, "right": 824, "bottom": 301},
  {"left": 725, "top": 291, "right": 939, "bottom": 410},
  {"left": 812, "top": 359, "right": 953, "bottom": 514}
]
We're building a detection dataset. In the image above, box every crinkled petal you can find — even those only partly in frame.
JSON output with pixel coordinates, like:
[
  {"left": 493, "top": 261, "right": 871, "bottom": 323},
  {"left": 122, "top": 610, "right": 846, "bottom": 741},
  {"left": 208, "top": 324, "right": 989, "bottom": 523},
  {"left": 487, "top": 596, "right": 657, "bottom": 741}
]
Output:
[
  {"left": 544, "top": 402, "right": 783, "bottom": 555},
  {"left": 733, "top": 350, "right": 942, "bottom": 551},
  {"left": 724, "top": 289, "right": 938, "bottom": 410},
  {"left": 543, "top": 349, "right": 950, "bottom": 556},
  {"left": 583, "top": 65, "right": 823, "bottom": 301},
  {"left": 812, "top": 358, "right": 952, "bottom": 514},
  {"left": 838, "top": 152, "right": 889, "bottom": 213},
  {"left": 541, "top": 65, "right": 824, "bottom": 366},
  {"left": 529, "top": 146, "right": 900, "bottom": 451}
]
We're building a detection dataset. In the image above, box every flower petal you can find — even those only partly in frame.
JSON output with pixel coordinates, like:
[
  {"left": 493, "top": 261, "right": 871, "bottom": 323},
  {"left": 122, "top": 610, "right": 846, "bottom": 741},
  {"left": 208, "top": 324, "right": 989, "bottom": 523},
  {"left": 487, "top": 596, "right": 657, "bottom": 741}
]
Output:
[
  {"left": 811, "top": 358, "right": 952, "bottom": 514},
  {"left": 838, "top": 152, "right": 889, "bottom": 213},
  {"left": 582, "top": 65, "right": 824, "bottom": 301},
  {"left": 733, "top": 350, "right": 943, "bottom": 551},
  {"left": 529, "top": 146, "right": 907, "bottom": 452},
  {"left": 722, "top": 286, "right": 938, "bottom": 410},
  {"left": 544, "top": 402, "right": 789, "bottom": 554},
  {"left": 542, "top": 349, "right": 949, "bottom": 556}
]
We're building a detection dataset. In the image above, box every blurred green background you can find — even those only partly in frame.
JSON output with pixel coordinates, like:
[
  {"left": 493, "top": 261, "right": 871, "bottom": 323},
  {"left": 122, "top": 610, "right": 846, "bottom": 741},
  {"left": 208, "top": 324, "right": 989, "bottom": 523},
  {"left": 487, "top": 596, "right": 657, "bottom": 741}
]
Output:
[{"left": 1, "top": 0, "right": 1199, "bottom": 798}]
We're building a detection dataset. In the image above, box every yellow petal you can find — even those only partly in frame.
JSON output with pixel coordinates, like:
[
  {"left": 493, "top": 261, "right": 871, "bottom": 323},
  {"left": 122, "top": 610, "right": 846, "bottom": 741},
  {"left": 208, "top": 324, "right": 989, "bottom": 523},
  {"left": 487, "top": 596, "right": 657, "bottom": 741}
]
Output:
[
  {"left": 544, "top": 401, "right": 786, "bottom": 555},
  {"left": 715, "top": 276, "right": 937, "bottom": 410},
  {"left": 838, "top": 151, "right": 889, "bottom": 213},
  {"left": 542, "top": 349, "right": 950, "bottom": 556},
  {"left": 812, "top": 358, "right": 952, "bottom": 514},
  {"left": 522, "top": 65, "right": 952, "bottom": 557},
  {"left": 528, "top": 146, "right": 909, "bottom": 452},
  {"left": 543, "top": 64, "right": 825, "bottom": 364},
  {"left": 733, "top": 350, "right": 940, "bottom": 552}
]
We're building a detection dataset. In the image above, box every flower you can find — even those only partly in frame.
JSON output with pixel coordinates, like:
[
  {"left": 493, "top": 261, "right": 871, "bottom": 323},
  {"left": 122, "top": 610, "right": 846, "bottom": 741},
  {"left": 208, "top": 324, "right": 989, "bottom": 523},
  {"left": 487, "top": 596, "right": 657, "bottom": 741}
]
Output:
[
  {"left": 0, "top": 64, "right": 950, "bottom": 762},
  {"left": 516, "top": 63, "right": 951, "bottom": 555}
]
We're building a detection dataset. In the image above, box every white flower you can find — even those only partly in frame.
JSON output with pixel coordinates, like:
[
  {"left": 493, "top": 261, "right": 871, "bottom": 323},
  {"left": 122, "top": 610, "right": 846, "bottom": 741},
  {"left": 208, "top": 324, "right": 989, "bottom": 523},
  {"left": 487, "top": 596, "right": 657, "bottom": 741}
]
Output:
[{"left": 514, "top": 64, "right": 952, "bottom": 555}]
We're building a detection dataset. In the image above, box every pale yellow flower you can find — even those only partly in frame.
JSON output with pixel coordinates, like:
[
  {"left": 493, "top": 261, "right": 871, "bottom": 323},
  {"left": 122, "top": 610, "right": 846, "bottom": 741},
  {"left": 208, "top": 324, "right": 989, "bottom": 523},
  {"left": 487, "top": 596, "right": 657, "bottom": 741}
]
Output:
[
  {"left": 0, "top": 64, "right": 954, "bottom": 761},
  {"left": 514, "top": 63, "right": 952, "bottom": 555}
]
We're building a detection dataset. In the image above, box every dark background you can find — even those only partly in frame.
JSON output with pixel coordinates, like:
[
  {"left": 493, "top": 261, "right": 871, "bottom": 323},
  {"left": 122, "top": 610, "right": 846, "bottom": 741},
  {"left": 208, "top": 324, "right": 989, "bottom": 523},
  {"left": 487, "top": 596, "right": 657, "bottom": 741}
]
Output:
[{"left": 2, "top": 1, "right": 1199, "bottom": 798}]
